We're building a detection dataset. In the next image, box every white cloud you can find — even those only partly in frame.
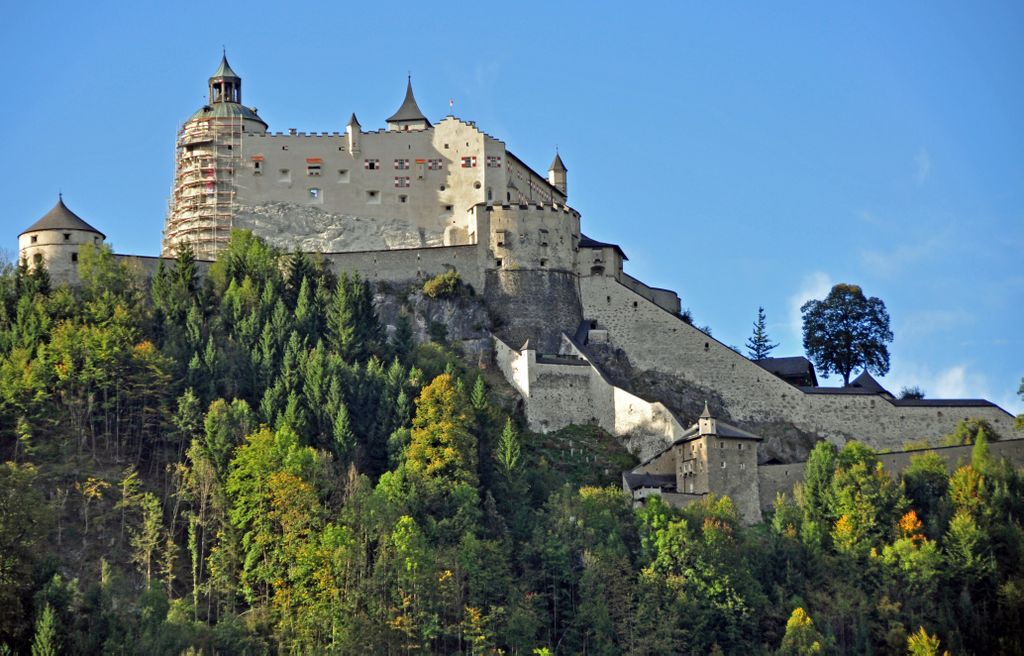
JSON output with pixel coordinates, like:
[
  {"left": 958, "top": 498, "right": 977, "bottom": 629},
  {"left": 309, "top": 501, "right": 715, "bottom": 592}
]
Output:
[
  {"left": 859, "top": 232, "right": 946, "bottom": 277},
  {"left": 915, "top": 148, "right": 931, "bottom": 185},
  {"left": 787, "top": 271, "right": 832, "bottom": 344},
  {"left": 933, "top": 365, "right": 969, "bottom": 398}
]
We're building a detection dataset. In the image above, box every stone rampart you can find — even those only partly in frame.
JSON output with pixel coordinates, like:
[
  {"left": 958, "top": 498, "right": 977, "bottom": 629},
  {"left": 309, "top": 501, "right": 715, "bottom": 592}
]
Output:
[
  {"left": 321, "top": 244, "right": 485, "bottom": 291},
  {"left": 758, "top": 437, "right": 1024, "bottom": 512},
  {"left": 579, "top": 275, "right": 1017, "bottom": 454}
]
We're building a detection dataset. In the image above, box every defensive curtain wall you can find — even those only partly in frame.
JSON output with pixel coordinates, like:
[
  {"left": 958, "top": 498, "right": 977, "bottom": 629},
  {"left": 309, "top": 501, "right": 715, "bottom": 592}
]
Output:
[
  {"left": 578, "top": 274, "right": 1016, "bottom": 455},
  {"left": 494, "top": 333, "right": 688, "bottom": 463},
  {"left": 758, "top": 438, "right": 1024, "bottom": 513}
]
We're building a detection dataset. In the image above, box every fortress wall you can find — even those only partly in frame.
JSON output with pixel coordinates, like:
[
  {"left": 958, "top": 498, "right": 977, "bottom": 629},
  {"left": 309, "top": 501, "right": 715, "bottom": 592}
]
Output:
[
  {"left": 114, "top": 254, "right": 213, "bottom": 279},
  {"left": 580, "top": 275, "right": 1017, "bottom": 451},
  {"left": 757, "top": 437, "right": 1024, "bottom": 512},
  {"left": 483, "top": 203, "right": 583, "bottom": 352},
  {"left": 619, "top": 272, "right": 682, "bottom": 314},
  {"left": 497, "top": 335, "right": 685, "bottom": 461},
  {"left": 321, "top": 243, "right": 485, "bottom": 291}
]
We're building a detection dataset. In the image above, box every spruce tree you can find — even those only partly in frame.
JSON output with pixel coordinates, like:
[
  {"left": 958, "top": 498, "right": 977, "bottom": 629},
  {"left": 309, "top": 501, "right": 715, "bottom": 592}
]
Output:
[
  {"left": 746, "top": 306, "right": 778, "bottom": 360},
  {"left": 30, "top": 604, "right": 59, "bottom": 656}
]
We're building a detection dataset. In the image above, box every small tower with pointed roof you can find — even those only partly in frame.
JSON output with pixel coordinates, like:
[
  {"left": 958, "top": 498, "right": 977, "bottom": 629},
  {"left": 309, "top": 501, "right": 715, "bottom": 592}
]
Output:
[
  {"left": 548, "top": 152, "right": 567, "bottom": 198},
  {"left": 19, "top": 196, "right": 105, "bottom": 284},
  {"left": 386, "top": 77, "right": 431, "bottom": 131},
  {"left": 209, "top": 53, "right": 242, "bottom": 104},
  {"left": 347, "top": 113, "right": 361, "bottom": 154}
]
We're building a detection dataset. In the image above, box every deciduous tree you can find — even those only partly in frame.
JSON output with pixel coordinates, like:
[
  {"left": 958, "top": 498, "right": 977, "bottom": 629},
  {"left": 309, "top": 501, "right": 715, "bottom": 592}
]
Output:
[{"left": 801, "top": 283, "right": 892, "bottom": 385}]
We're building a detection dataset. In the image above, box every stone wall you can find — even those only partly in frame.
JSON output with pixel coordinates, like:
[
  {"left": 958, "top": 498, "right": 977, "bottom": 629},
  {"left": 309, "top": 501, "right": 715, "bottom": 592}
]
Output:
[
  {"left": 321, "top": 244, "right": 485, "bottom": 291},
  {"left": 493, "top": 335, "right": 686, "bottom": 462},
  {"left": 758, "top": 437, "right": 1024, "bottom": 512},
  {"left": 579, "top": 275, "right": 1017, "bottom": 454}
]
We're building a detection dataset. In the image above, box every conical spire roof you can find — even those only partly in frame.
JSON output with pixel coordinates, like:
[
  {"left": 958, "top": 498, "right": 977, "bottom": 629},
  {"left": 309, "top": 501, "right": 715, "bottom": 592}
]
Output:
[
  {"left": 20, "top": 196, "right": 105, "bottom": 238},
  {"left": 348, "top": 112, "right": 361, "bottom": 127},
  {"left": 549, "top": 152, "right": 567, "bottom": 172},
  {"left": 700, "top": 400, "right": 713, "bottom": 419},
  {"left": 211, "top": 53, "right": 240, "bottom": 80},
  {"left": 386, "top": 77, "right": 431, "bottom": 126}
]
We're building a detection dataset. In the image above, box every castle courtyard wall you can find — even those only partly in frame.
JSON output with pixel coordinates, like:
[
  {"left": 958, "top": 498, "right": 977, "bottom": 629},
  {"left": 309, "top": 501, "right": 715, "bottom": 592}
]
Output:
[
  {"left": 320, "top": 243, "right": 485, "bottom": 291},
  {"left": 579, "top": 275, "right": 1017, "bottom": 451}
]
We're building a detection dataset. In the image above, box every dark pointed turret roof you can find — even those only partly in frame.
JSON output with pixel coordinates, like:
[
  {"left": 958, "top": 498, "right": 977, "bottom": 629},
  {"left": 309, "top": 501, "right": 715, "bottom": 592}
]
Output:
[
  {"left": 549, "top": 152, "right": 567, "bottom": 172},
  {"left": 211, "top": 54, "right": 240, "bottom": 80},
  {"left": 386, "top": 77, "right": 431, "bottom": 126},
  {"left": 348, "top": 112, "right": 361, "bottom": 127},
  {"left": 20, "top": 196, "right": 105, "bottom": 238},
  {"left": 700, "top": 401, "right": 712, "bottom": 418}
]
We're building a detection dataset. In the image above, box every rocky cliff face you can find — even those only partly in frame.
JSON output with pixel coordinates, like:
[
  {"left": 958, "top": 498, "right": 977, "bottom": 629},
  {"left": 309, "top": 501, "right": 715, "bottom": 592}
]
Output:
[
  {"left": 235, "top": 202, "right": 445, "bottom": 253},
  {"left": 374, "top": 284, "right": 493, "bottom": 363}
]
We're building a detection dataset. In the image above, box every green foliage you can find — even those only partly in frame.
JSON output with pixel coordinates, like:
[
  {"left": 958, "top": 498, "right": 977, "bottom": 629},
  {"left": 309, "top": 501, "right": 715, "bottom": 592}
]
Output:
[
  {"left": 943, "top": 417, "right": 1000, "bottom": 446},
  {"left": 2, "top": 229, "right": 1022, "bottom": 654},
  {"left": 899, "top": 385, "right": 925, "bottom": 400},
  {"left": 30, "top": 604, "right": 58, "bottom": 656},
  {"left": 746, "top": 306, "right": 779, "bottom": 360},
  {"left": 421, "top": 269, "right": 463, "bottom": 299},
  {"left": 801, "top": 283, "right": 892, "bottom": 385},
  {"left": 777, "top": 607, "right": 823, "bottom": 655}
]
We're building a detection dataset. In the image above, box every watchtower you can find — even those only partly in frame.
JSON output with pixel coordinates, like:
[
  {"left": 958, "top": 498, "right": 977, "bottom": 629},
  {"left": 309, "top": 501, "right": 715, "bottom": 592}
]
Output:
[{"left": 18, "top": 196, "right": 105, "bottom": 284}]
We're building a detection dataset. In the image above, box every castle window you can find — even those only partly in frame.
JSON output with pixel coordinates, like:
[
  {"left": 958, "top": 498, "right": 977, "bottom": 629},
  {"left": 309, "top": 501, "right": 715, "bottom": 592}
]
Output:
[
  {"left": 439, "top": 184, "right": 446, "bottom": 191},
  {"left": 540, "top": 258, "right": 548, "bottom": 267},
  {"left": 445, "top": 205, "right": 453, "bottom": 211},
  {"left": 633, "top": 301, "right": 638, "bottom": 308},
  {"left": 63, "top": 233, "right": 71, "bottom": 241},
  {"left": 308, "top": 187, "right": 321, "bottom": 200},
  {"left": 444, "top": 143, "right": 449, "bottom": 149},
  {"left": 33, "top": 254, "right": 42, "bottom": 265},
  {"left": 461, "top": 156, "right": 477, "bottom": 168},
  {"left": 307, "top": 165, "right": 321, "bottom": 176},
  {"left": 279, "top": 169, "right": 291, "bottom": 182},
  {"left": 395, "top": 176, "right": 411, "bottom": 188},
  {"left": 394, "top": 159, "right": 410, "bottom": 170},
  {"left": 30, "top": 235, "right": 37, "bottom": 243},
  {"left": 474, "top": 181, "right": 482, "bottom": 189},
  {"left": 338, "top": 169, "right": 350, "bottom": 183},
  {"left": 487, "top": 187, "right": 493, "bottom": 201},
  {"left": 399, "top": 195, "right": 408, "bottom": 203},
  {"left": 740, "top": 463, "right": 746, "bottom": 470},
  {"left": 253, "top": 161, "right": 262, "bottom": 174},
  {"left": 721, "top": 461, "right": 727, "bottom": 468},
  {"left": 495, "top": 258, "right": 502, "bottom": 267},
  {"left": 427, "top": 159, "right": 443, "bottom": 170},
  {"left": 367, "top": 190, "right": 381, "bottom": 204},
  {"left": 71, "top": 252, "right": 78, "bottom": 262},
  {"left": 486, "top": 155, "right": 502, "bottom": 167},
  {"left": 738, "top": 443, "right": 743, "bottom": 450},
  {"left": 364, "top": 159, "right": 380, "bottom": 170}
]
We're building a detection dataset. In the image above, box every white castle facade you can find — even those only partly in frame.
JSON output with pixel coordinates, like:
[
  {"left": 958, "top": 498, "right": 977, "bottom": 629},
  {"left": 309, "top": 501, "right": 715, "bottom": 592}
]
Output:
[{"left": 16, "top": 57, "right": 1018, "bottom": 521}]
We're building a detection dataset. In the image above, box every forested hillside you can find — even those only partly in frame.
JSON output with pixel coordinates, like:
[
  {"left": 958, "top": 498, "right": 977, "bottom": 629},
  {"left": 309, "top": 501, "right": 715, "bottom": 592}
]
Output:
[{"left": 1, "top": 233, "right": 1022, "bottom": 655}]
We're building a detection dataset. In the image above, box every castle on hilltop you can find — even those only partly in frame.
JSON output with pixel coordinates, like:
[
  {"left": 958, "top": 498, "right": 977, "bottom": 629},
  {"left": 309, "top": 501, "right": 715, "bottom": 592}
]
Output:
[{"left": 16, "top": 55, "right": 1018, "bottom": 523}]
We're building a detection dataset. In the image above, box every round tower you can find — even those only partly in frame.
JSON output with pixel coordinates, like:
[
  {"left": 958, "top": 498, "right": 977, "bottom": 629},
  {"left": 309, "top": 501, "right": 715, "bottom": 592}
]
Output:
[
  {"left": 19, "top": 196, "right": 105, "bottom": 284},
  {"left": 163, "top": 53, "right": 268, "bottom": 260}
]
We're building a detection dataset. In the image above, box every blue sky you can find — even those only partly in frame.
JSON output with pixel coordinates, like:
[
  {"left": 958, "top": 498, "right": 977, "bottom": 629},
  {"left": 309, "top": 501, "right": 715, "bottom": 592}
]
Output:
[{"left": 2, "top": 2, "right": 1021, "bottom": 414}]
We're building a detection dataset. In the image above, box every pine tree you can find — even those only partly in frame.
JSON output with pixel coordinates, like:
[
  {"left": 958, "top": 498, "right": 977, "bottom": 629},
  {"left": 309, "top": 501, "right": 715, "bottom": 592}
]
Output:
[
  {"left": 30, "top": 604, "right": 59, "bottom": 656},
  {"left": 496, "top": 418, "right": 522, "bottom": 477},
  {"left": 471, "top": 375, "right": 488, "bottom": 413},
  {"left": 746, "top": 306, "right": 778, "bottom": 360},
  {"left": 333, "top": 402, "right": 355, "bottom": 461}
]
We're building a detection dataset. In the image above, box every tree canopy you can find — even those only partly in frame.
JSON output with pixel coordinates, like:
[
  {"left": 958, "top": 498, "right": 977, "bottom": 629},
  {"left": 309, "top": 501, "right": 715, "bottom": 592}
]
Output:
[{"left": 801, "top": 283, "right": 893, "bottom": 385}]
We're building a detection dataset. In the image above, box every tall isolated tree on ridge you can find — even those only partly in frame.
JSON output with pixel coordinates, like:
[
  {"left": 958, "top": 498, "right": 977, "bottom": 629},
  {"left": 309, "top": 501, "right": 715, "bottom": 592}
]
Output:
[
  {"left": 801, "top": 283, "right": 892, "bottom": 385},
  {"left": 746, "top": 306, "right": 779, "bottom": 360}
]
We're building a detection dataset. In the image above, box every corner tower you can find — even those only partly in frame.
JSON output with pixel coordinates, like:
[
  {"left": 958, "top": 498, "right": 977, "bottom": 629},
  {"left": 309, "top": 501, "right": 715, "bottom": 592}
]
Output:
[
  {"left": 163, "top": 54, "right": 268, "bottom": 260},
  {"left": 19, "top": 196, "right": 105, "bottom": 284}
]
